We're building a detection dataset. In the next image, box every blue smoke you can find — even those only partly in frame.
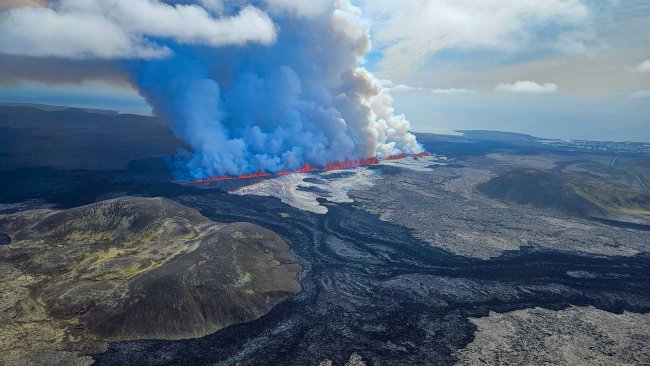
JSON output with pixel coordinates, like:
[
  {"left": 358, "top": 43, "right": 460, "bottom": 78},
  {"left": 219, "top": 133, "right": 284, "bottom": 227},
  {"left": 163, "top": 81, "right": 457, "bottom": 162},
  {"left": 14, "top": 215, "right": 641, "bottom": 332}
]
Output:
[{"left": 131, "top": 1, "right": 421, "bottom": 179}]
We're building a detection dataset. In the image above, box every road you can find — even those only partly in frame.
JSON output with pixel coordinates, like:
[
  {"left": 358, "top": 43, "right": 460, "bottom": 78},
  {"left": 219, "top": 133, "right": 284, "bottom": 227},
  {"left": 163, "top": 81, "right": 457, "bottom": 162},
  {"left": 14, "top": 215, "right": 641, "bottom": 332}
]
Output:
[{"left": 610, "top": 155, "right": 646, "bottom": 190}]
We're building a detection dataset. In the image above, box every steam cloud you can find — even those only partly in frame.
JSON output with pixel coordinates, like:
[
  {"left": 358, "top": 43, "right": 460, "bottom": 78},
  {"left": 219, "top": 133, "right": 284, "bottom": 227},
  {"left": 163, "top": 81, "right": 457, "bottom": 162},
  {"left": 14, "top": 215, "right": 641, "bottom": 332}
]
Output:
[{"left": 1, "top": 0, "right": 422, "bottom": 179}]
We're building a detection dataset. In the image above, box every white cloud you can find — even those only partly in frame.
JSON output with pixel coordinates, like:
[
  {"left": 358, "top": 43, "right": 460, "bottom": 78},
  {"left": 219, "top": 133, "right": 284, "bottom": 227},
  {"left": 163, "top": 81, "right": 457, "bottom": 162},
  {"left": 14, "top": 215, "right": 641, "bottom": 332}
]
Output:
[
  {"left": 431, "top": 88, "right": 475, "bottom": 94},
  {"left": 633, "top": 59, "right": 650, "bottom": 73},
  {"left": 378, "top": 79, "right": 394, "bottom": 88},
  {"left": 0, "top": 0, "right": 276, "bottom": 59},
  {"left": 627, "top": 90, "right": 650, "bottom": 99},
  {"left": 359, "top": 0, "right": 592, "bottom": 77},
  {"left": 392, "top": 84, "right": 423, "bottom": 92},
  {"left": 388, "top": 80, "right": 558, "bottom": 94},
  {"left": 387, "top": 83, "right": 475, "bottom": 94},
  {"left": 495, "top": 81, "right": 558, "bottom": 93}
]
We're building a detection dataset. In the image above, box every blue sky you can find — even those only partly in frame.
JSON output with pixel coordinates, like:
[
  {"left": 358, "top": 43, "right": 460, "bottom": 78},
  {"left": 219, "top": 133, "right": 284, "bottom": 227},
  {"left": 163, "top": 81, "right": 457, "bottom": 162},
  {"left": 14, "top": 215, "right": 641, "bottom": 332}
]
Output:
[
  {"left": 0, "top": 0, "right": 648, "bottom": 142},
  {"left": 358, "top": 0, "right": 650, "bottom": 141}
]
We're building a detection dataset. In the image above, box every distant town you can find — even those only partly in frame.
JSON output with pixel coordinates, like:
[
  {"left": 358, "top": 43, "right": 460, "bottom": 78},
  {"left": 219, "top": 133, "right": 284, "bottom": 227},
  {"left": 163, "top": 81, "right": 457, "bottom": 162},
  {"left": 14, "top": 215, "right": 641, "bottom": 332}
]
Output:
[{"left": 541, "top": 139, "right": 650, "bottom": 155}]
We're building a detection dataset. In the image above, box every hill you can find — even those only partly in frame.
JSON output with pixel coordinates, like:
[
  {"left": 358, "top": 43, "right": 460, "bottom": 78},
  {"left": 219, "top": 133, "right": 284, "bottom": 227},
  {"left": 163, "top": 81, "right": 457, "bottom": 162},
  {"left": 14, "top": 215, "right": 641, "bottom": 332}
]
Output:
[
  {"left": 0, "top": 197, "right": 301, "bottom": 365},
  {"left": 477, "top": 169, "right": 605, "bottom": 218}
]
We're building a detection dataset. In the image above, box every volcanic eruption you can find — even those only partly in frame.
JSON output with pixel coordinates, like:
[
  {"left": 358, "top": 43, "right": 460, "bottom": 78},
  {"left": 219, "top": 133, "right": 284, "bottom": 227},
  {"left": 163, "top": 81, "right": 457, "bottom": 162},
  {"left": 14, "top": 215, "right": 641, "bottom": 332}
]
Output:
[
  {"left": 130, "top": 0, "right": 422, "bottom": 180},
  {"left": 0, "top": 0, "right": 423, "bottom": 179}
]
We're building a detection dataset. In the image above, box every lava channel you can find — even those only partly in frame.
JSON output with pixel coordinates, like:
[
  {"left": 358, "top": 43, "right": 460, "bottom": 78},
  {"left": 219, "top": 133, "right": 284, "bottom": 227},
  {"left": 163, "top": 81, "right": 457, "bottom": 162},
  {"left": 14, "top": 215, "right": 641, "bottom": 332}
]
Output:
[{"left": 182, "top": 152, "right": 431, "bottom": 184}]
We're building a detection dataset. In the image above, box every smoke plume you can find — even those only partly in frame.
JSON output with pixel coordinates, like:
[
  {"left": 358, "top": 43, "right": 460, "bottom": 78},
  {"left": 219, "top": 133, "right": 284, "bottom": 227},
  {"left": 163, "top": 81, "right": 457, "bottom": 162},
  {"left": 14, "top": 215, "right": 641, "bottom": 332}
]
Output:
[
  {"left": 0, "top": 0, "right": 422, "bottom": 179},
  {"left": 131, "top": 0, "right": 421, "bottom": 178}
]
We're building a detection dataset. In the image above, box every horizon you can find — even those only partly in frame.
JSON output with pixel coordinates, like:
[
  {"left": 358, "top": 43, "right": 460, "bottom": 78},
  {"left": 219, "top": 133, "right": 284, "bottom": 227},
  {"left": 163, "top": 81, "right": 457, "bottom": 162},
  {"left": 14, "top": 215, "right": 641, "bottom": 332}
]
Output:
[
  {"left": 1, "top": 99, "right": 647, "bottom": 145},
  {"left": 1, "top": 1, "right": 648, "bottom": 146}
]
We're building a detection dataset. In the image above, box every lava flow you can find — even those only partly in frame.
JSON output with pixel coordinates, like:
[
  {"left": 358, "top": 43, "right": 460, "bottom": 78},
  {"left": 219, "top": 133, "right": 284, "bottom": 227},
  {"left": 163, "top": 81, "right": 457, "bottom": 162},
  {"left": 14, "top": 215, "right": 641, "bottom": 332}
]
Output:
[{"left": 184, "top": 152, "right": 431, "bottom": 184}]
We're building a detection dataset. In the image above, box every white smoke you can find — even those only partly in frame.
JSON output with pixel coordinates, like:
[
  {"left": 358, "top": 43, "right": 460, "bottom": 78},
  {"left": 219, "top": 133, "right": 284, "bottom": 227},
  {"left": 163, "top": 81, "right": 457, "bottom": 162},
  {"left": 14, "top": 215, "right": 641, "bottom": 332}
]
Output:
[{"left": 0, "top": 0, "right": 422, "bottom": 178}]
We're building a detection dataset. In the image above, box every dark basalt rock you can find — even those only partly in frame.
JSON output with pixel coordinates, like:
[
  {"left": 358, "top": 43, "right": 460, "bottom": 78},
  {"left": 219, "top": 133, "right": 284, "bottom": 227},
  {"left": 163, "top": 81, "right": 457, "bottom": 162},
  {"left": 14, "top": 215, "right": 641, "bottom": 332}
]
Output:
[
  {"left": 296, "top": 185, "right": 331, "bottom": 195},
  {"left": 0, "top": 233, "right": 10, "bottom": 245},
  {"left": 0, "top": 197, "right": 301, "bottom": 362},
  {"left": 477, "top": 169, "right": 604, "bottom": 217}
]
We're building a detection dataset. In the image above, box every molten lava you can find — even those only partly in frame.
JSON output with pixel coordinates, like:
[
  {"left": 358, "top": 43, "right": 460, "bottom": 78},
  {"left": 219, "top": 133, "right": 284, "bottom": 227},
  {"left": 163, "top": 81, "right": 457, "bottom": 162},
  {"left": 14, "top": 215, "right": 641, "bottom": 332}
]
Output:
[
  {"left": 184, "top": 152, "right": 431, "bottom": 184},
  {"left": 323, "top": 157, "right": 380, "bottom": 172}
]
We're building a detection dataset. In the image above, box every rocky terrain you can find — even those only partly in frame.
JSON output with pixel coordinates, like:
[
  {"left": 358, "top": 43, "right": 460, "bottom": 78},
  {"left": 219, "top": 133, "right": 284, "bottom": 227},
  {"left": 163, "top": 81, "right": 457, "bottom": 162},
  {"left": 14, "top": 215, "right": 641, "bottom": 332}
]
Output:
[
  {"left": 455, "top": 306, "right": 650, "bottom": 365},
  {"left": 318, "top": 353, "right": 367, "bottom": 366},
  {"left": 93, "top": 189, "right": 649, "bottom": 365},
  {"left": 351, "top": 155, "right": 650, "bottom": 259},
  {"left": 0, "top": 197, "right": 301, "bottom": 365},
  {"left": 1, "top": 110, "right": 648, "bottom": 365},
  {"left": 230, "top": 155, "right": 443, "bottom": 214},
  {"left": 478, "top": 152, "right": 650, "bottom": 224},
  {"left": 0, "top": 105, "right": 182, "bottom": 171},
  {"left": 477, "top": 169, "right": 606, "bottom": 218},
  {"left": 231, "top": 168, "right": 380, "bottom": 214}
]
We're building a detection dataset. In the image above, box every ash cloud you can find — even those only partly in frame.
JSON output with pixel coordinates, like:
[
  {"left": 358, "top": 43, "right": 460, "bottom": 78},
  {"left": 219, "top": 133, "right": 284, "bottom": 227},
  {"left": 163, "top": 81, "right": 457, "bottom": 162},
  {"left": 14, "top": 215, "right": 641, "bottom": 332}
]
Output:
[
  {"left": 0, "top": 0, "right": 422, "bottom": 179},
  {"left": 136, "top": 0, "right": 421, "bottom": 178}
]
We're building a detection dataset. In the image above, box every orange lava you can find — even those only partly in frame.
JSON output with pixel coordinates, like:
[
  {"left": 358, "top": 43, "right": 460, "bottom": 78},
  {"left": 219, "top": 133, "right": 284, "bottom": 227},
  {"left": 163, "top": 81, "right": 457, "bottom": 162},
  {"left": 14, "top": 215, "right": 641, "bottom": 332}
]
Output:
[
  {"left": 323, "top": 157, "right": 379, "bottom": 171},
  {"left": 184, "top": 152, "right": 431, "bottom": 184}
]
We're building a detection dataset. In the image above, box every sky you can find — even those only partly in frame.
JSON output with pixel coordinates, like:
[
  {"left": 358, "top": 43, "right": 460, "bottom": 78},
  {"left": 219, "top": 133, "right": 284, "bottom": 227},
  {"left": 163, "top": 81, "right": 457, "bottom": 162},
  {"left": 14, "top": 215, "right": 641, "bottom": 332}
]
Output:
[{"left": 0, "top": 0, "right": 648, "bottom": 142}]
